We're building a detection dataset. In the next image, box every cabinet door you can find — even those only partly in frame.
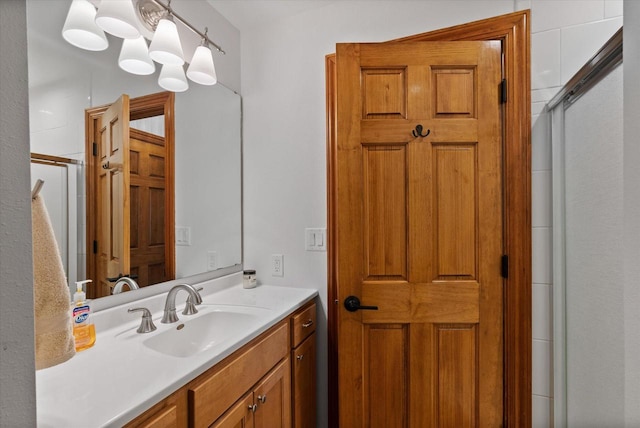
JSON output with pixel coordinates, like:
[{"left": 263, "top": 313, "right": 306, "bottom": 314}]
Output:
[
  {"left": 292, "top": 333, "right": 316, "bottom": 428},
  {"left": 125, "top": 388, "right": 187, "bottom": 428},
  {"left": 211, "top": 393, "right": 254, "bottom": 428},
  {"left": 254, "top": 358, "right": 291, "bottom": 428}
]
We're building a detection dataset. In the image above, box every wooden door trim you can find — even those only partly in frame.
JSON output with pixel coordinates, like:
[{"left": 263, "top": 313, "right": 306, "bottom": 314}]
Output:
[
  {"left": 325, "top": 10, "right": 531, "bottom": 426},
  {"left": 85, "top": 91, "right": 176, "bottom": 297}
]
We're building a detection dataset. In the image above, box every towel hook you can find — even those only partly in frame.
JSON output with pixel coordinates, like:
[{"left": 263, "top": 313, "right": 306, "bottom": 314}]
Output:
[
  {"left": 412, "top": 124, "right": 431, "bottom": 138},
  {"left": 31, "top": 179, "right": 44, "bottom": 200}
]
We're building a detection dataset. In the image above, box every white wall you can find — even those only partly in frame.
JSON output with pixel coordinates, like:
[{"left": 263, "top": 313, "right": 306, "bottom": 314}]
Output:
[
  {"left": 238, "top": 1, "right": 623, "bottom": 427},
  {"left": 0, "top": 0, "right": 37, "bottom": 425},
  {"left": 624, "top": 2, "right": 640, "bottom": 425}
]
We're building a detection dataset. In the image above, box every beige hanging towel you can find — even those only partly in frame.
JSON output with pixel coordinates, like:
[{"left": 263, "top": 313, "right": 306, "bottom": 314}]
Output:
[{"left": 32, "top": 194, "right": 75, "bottom": 370}]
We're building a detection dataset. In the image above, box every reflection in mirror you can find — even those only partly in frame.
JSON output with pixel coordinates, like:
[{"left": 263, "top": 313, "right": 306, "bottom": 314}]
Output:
[{"left": 27, "top": 0, "right": 242, "bottom": 301}]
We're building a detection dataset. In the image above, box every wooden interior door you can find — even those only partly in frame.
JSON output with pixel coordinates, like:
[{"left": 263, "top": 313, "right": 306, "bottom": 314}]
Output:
[
  {"left": 86, "top": 92, "right": 175, "bottom": 298},
  {"left": 96, "top": 94, "right": 130, "bottom": 297},
  {"left": 335, "top": 41, "right": 503, "bottom": 427},
  {"left": 129, "top": 128, "right": 169, "bottom": 287}
]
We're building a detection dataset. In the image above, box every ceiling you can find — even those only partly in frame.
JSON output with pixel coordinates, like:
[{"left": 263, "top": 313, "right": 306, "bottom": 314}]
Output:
[{"left": 206, "top": 0, "right": 336, "bottom": 32}]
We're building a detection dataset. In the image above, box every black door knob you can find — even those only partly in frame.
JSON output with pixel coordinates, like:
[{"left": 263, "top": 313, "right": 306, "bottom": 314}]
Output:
[{"left": 344, "top": 296, "right": 378, "bottom": 312}]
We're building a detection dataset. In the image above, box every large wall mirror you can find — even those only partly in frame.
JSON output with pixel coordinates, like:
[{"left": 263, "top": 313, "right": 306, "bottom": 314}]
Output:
[{"left": 27, "top": 0, "right": 242, "bottom": 302}]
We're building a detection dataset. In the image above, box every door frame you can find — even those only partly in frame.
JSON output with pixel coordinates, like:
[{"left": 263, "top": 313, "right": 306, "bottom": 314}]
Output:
[
  {"left": 85, "top": 91, "right": 176, "bottom": 298},
  {"left": 325, "top": 10, "right": 531, "bottom": 426}
]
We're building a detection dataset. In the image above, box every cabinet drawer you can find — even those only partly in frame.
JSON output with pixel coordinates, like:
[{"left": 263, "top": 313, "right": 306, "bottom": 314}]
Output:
[
  {"left": 291, "top": 302, "right": 316, "bottom": 348},
  {"left": 189, "top": 322, "right": 289, "bottom": 428}
]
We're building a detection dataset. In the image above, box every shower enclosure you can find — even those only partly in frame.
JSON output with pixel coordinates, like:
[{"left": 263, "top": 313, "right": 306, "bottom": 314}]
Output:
[{"left": 548, "top": 29, "right": 623, "bottom": 427}]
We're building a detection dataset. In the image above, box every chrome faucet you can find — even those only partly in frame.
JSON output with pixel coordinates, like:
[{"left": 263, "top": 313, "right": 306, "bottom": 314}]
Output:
[
  {"left": 161, "top": 283, "right": 202, "bottom": 323},
  {"left": 113, "top": 277, "right": 140, "bottom": 294}
]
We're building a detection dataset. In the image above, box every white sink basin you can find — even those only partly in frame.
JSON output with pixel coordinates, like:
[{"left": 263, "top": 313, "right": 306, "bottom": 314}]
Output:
[{"left": 142, "top": 308, "right": 265, "bottom": 358}]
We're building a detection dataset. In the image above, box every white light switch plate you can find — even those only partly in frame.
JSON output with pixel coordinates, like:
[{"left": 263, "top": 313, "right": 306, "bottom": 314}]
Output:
[
  {"left": 305, "top": 228, "right": 326, "bottom": 251},
  {"left": 176, "top": 226, "right": 191, "bottom": 246}
]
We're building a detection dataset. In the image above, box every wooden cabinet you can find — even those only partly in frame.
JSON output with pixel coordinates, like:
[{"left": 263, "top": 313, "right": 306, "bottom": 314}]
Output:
[
  {"left": 210, "top": 392, "right": 254, "bottom": 428},
  {"left": 292, "top": 334, "right": 316, "bottom": 428},
  {"left": 125, "top": 300, "right": 316, "bottom": 428},
  {"left": 190, "top": 322, "right": 289, "bottom": 427},
  {"left": 209, "top": 352, "right": 291, "bottom": 428},
  {"left": 291, "top": 303, "right": 316, "bottom": 428},
  {"left": 124, "top": 387, "right": 188, "bottom": 428}
]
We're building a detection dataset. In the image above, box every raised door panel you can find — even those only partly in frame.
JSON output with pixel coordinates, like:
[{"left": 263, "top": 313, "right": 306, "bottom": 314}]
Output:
[
  {"left": 124, "top": 388, "right": 187, "bottom": 428},
  {"left": 254, "top": 358, "right": 291, "bottom": 428},
  {"left": 292, "top": 333, "right": 316, "bottom": 428},
  {"left": 129, "top": 128, "right": 168, "bottom": 287},
  {"left": 210, "top": 393, "right": 254, "bottom": 428},
  {"left": 96, "top": 95, "right": 130, "bottom": 295}
]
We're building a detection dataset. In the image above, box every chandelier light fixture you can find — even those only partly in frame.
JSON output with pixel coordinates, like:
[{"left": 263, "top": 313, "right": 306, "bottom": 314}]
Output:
[
  {"left": 186, "top": 29, "right": 217, "bottom": 86},
  {"left": 61, "top": 0, "right": 225, "bottom": 92},
  {"left": 158, "top": 63, "right": 189, "bottom": 92},
  {"left": 95, "top": 0, "right": 141, "bottom": 39},
  {"left": 148, "top": 13, "right": 184, "bottom": 65},
  {"left": 118, "top": 36, "right": 155, "bottom": 75},
  {"left": 62, "top": 0, "right": 109, "bottom": 51}
]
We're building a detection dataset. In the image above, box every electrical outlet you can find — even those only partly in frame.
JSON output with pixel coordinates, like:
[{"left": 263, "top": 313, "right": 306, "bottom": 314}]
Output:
[
  {"left": 206, "top": 251, "right": 218, "bottom": 271},
  {"left": 272, "top": 254, "right": 284, "bottom": 277}
]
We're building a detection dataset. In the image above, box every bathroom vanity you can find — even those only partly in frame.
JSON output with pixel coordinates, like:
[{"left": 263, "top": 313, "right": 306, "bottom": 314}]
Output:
[{"left": 36, "top": 274, "right": 317, "bottom": 427}]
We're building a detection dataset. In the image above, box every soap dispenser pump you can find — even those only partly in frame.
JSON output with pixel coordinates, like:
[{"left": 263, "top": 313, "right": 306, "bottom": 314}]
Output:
[
  {"left": 72, "top": 279, "right": 96, "bottom": 352},
  {"left": 73, "top": 279, "right": 90, "bottom": 304}
]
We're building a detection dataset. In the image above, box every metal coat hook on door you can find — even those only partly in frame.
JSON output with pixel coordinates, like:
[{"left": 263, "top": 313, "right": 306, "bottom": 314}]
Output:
[{"left": 412, "top": 124, "right": 431, "bottom": 138}]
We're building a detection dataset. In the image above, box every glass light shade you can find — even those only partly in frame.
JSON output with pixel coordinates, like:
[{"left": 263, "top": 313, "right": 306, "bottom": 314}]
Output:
[
  {"left": 62, "top": 0, "right": 109, "bottom": 51},
  {"left": 118, "top": 36, "right": 155, "bottom": 75},
  {"left": 158, "top": 64, "right": 188, "bottom": 92},
  {"left": 95, "top": 0, "right": 141, "bottom": 39},
  {"left": 149, "top": 18, "right": 184, "bottom": 66},
  {"left": 187, "top": 45, "right": 217, "bottom": 85}
]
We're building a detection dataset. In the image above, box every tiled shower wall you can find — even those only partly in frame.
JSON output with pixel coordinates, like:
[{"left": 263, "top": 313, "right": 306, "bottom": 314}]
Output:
[{"left": 522, "top": 1, "right": 623, "bottom": 425}]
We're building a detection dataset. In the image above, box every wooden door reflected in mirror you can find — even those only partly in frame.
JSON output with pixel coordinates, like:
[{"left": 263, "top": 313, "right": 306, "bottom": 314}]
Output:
[{"left": 86, "top": 92, "right": 176, "bottom": 298}]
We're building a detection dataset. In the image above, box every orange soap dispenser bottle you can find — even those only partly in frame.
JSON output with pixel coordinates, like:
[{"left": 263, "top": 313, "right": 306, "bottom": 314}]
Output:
[{"left": 72, "top": 279, "right": 96, "bottom": 352}]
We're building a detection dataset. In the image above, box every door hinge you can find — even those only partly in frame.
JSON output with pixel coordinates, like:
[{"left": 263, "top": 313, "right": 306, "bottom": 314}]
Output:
[
  {"left": 92, "top": 142, "right": 98, "bottom": 156},
  {"left": 500, "top": 79, "right": 507, "bottom": 104},
  {"left": 93, "top": 240, "right": 98, "bottom": 254},
  {"left": 501, "top": 254, "right": 509, "bottom": 279}
]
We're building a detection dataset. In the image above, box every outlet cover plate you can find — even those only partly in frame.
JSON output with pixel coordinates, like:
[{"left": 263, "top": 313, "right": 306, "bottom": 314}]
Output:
[{"left": 272, "top": 254, "right": 284, "bottom": 277}]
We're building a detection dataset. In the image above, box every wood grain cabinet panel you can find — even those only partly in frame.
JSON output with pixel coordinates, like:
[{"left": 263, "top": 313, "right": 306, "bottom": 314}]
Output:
[
  {"left": 124, "top": 299, "right": 317, "bottom": 428},
  {"left": 291, "top": 303, "right": 316, "bottom": 348},
  {"left": 211, "top": 393, "right": 254, "bottom": 428},
  {"left": 292, "top": 333, "right": 316, "bottom": 428},
  {"left": 189, "top": 322, "right": 288, "bottom": 428},
  {"left": 124, "top": 387, "right": 187, "bottom": 428}
]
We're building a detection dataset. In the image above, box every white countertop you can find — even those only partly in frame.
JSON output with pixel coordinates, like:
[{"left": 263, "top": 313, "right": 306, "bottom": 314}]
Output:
[{"left": 36, "top": 278, "right": 318, "bottom": 427}]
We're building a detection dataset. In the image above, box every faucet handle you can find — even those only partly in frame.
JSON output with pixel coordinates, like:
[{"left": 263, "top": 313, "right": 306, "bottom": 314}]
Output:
[
  {"left": 128, "top": 307, "right": 157, "bottom": 333},
  {"left": 183, "top": 287, "right": 204, "bottom": 316}
]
